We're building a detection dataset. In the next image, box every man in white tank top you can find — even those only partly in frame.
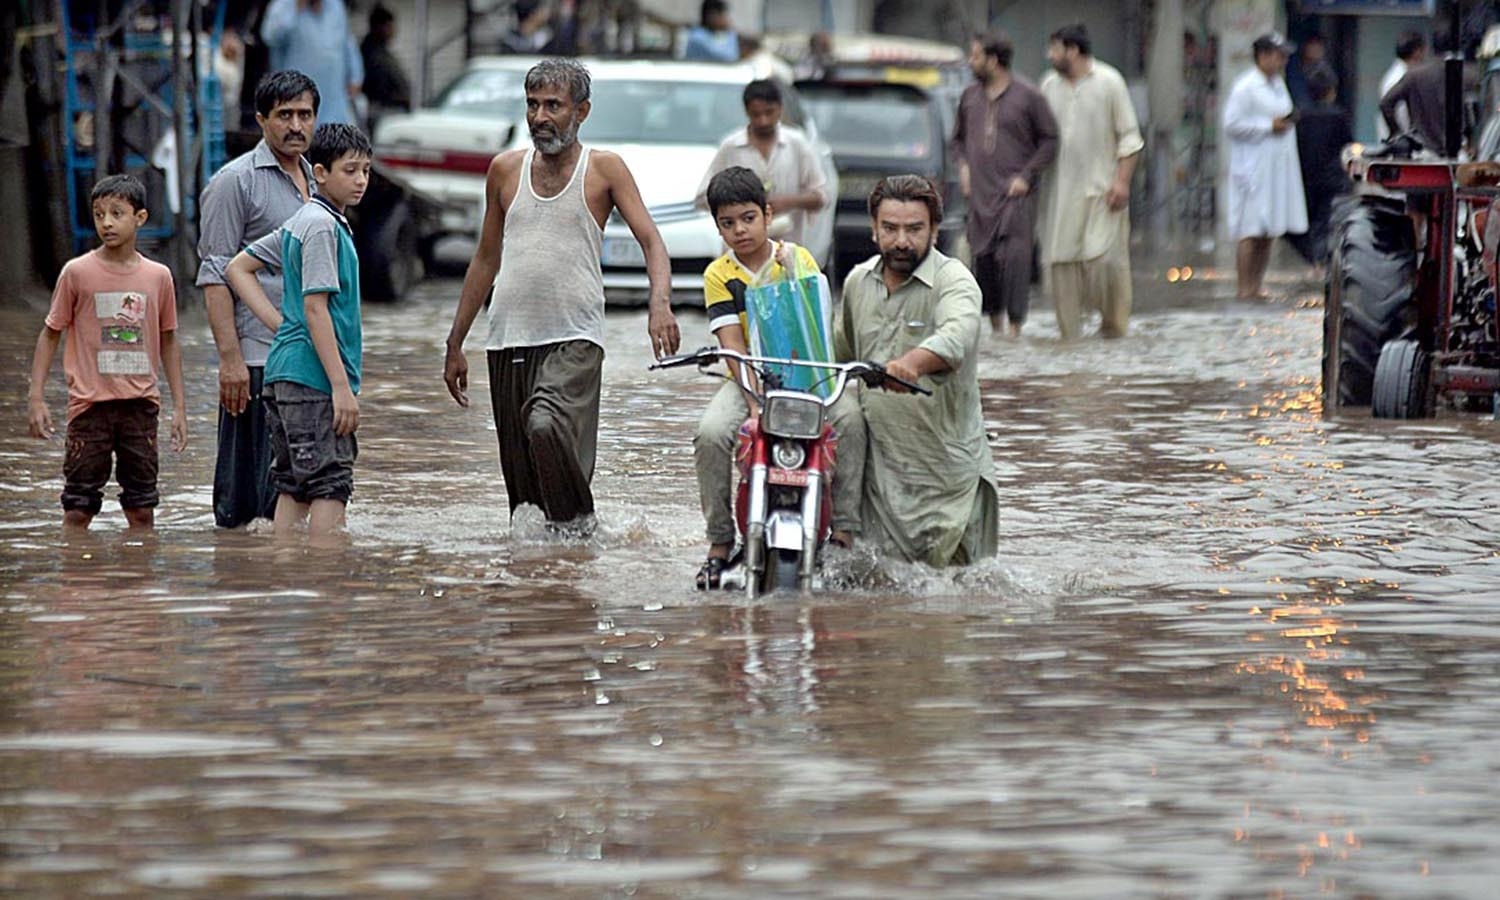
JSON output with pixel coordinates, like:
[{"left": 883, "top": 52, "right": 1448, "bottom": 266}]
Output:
[{"left": 442, "top": 59, "right": 680, "bottom": 528}]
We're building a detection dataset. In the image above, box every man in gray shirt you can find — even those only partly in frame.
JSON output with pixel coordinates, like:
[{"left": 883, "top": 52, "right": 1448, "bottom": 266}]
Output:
[{"left": 196, "top": 70, "right": 318, "bottom": 528}]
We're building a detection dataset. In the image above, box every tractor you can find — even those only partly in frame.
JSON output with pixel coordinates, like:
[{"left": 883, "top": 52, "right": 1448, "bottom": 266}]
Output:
[
  {"left": 1322, "top": 149, "right": 1500, "bottom": 419},
  {"left": 1322, "top": 17, "right": 1500, "bottom": 420}
]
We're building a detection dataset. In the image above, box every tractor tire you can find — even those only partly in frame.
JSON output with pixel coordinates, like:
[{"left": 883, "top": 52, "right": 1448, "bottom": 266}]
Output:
[
  {"left": 1323, "top": 195, "right": 1417, "bottom": 412},
  {"left": 1371, "top": 338, "right": 1432, "bottom": 418}
]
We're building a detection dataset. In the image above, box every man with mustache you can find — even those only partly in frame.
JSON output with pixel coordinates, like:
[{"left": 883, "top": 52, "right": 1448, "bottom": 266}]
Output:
[
  {"left": 197, "top": 70, "right": 319, "bottom": 528},
  {"left": 834, "top": 175, "right": 997, "bottom": 566},
  {"left": 443, "top": 58, "right": 680, "bottom": 532}
]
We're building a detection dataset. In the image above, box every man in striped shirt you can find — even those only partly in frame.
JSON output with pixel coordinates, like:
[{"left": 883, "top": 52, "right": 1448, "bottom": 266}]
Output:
[{"left": 197, "top": 70, "right": 319, "bottom": 528}]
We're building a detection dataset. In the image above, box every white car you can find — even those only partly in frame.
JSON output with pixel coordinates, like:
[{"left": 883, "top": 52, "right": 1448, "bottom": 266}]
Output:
[{"left": 374, "top": 57, "right": 839, "bottom": 302}]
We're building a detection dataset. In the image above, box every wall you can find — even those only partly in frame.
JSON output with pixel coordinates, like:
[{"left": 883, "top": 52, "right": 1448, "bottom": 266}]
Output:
[
  {"left": 360, "top": 0, "right": 468, "bottom": 108},
  {"left": 0, "top": 19, "right": 34, "bottom": 289},
  {"left": 763, "top": 0, "right": 875, "bottom": 34},
  {"left": 981, "top": 0, "right": 1143, "bottom": 82},
  {"left": 371, "top": 0, "right": 882, "bottom": 106},
  {"left": 0, "top": 146, "right": 34, "bottom": 290}
]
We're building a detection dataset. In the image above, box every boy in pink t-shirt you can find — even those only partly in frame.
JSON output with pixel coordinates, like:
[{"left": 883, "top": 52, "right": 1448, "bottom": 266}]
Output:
[{"left": 27, "top": 174, "right": 187, "bottom": 531}]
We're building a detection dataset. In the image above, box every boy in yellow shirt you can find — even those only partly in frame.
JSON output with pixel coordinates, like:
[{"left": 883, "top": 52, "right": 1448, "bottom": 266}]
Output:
[{"left": 694, "top": 166, "right": 866, "bottom": 588}]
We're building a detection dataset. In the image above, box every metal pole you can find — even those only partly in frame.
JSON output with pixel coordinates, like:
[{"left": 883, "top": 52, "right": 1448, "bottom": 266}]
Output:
[
  {"left": 414, "top": 0, "right": 428, "bottom": 107},
  {"left": 95, "top": 0, "right": 114, "bottom": 180},
  {"left": 172, "top": 0, "right": 194, "bottom": 275},
  {"left": 1445, "top": 0, "right": 1462, "bottom": 158}
]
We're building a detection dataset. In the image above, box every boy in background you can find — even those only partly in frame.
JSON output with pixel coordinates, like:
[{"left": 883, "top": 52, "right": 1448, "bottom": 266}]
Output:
[
  {"left": 27, "top": 174, "right": 187, "bottom": 531},
  {"left": 226, "top": 123, "right": 369, "bottom": 545},
  {"left": 693, "top": 166, "right": 865, "bottom": 588}
]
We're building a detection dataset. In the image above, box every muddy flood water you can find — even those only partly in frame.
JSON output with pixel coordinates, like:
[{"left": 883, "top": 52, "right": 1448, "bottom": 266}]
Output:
[{"left": 2, "top": 272, "right": 1499, "bottom": 898}]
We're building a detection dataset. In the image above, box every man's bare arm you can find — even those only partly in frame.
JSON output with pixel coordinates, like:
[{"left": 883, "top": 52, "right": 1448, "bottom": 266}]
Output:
[
  {"left": 225, "top": 252, "right": 282, "bottom": 332},
  {"left": 600, "top": 151, "right": 681, "bottom": 357},
  {"left": 444, "top": 152, "right": 516, "bottom": 406},
  {"left": 203, "top": 285, "right": 251, "bottom": 415}
]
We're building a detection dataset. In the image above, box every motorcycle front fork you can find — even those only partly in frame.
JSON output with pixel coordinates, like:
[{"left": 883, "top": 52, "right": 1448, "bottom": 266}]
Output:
[
  {"left": 798, "top": 472, "right": 823, "bottom": 589},
  {"left": 745, "top": 463, "right": 767, "bottom": 599},
  {"left": 742, "top": 464, "right": 824, "bottom": 597}
]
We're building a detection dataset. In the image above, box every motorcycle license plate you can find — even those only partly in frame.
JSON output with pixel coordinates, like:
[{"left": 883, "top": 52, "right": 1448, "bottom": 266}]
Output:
[{"left": 767, "top": 468, "right": 810, "bottom": 486}]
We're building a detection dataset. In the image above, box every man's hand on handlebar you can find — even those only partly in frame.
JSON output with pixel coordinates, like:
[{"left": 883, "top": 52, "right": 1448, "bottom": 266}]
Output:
[
  {"left": 650, "top": 346, "right": 718, "bottom": 369},
  {"left": 881, "top": 357, "right": 923, "bottom": 394},
  {"left": 651, "top": 349, "right": 930, "bottom": 395}
]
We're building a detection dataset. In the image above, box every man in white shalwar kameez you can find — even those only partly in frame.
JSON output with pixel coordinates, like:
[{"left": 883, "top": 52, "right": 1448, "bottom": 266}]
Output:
[
  {"left": 1225, "top": 32, "right": 1308, "bottom": 299},
  {"left": 1038, "top": 24, "right": 1144, "bottom": 340}
]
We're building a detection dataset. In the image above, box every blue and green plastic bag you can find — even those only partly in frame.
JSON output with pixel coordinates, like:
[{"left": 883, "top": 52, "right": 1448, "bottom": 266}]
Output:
[{"left": 744, "top": 245, "right": 836, "bottom": 398}]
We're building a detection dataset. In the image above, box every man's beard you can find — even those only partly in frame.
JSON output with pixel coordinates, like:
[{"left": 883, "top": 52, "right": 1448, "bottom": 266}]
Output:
[
  {"left": 530, "top": 119, "right": 579, "bottom": 155},
  {"left": 881, "top": 241, "right": 932, "bottom": 275}
]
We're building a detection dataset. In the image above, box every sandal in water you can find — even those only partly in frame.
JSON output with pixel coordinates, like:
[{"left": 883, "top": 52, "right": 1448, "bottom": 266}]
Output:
[{"left": 696, "top": 556, "right": 729, "bottom": 590}]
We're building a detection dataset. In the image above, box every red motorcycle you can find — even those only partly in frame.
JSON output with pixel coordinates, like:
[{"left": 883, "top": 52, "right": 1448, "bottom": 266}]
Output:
[{"left": 652, "top": 347, "right": 928, "bottom": 596}]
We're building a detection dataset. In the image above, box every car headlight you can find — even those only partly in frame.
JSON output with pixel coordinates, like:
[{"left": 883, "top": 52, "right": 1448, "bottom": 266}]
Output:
[
  {"left": 772, "top": 440, "right": 806, "bottom": 470},
  {"left": 762, "top": 393, "right": 823, "bottom": 440}
]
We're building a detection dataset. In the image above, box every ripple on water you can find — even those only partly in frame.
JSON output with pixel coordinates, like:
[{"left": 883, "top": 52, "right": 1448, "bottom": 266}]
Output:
[
  {"left": 0, "top": 732, "right": 278, "bottom": 756},
  {"left": 4, "top": 291, "right": 1500, "bottom": 896}
]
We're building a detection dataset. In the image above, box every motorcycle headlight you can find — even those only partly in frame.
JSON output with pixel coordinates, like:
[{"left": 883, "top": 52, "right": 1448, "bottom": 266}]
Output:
[
  {"left": 762, "top": 393, "right": 824, "bottom": 440},
  {"left": 772, "top": 440, "right": 807, "bottom": 470}
]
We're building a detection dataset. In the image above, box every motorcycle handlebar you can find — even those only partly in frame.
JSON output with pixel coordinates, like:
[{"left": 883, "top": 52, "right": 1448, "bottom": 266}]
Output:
[
  {"left": 650, "top": 347, "right": 933, "bottom": 396},
  {"left": 854, "top": 360, "right": 932, "bottom": 396}
]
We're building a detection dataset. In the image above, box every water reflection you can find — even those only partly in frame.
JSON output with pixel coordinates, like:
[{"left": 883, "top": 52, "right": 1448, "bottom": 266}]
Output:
[{"left": 2, "top": 280, "right": 1498, "bottom": 895}]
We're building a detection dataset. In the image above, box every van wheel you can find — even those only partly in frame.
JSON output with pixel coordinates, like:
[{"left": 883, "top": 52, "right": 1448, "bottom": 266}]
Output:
[{"left": 360, "top": 199, "right": 423, "bottom": 303}]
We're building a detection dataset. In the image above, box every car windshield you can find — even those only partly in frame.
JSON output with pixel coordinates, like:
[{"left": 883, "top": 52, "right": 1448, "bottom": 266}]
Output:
[
  {"left": 437, "top": 72, "right": 750, "bottom": 145},
  {"left": 798, "top": 85, "right": 937, "bottom": 160},
  {"left": 583, "top": 80, "right": 746, "bottom": 144},
  {"left": 437, "top": 68, "right": 528, "bottom": 117}
]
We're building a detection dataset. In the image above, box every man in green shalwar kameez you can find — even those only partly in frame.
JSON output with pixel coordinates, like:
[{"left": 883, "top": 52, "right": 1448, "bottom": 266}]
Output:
[{"left": 835, "top": 175, "right": 999, "bottom": 566}]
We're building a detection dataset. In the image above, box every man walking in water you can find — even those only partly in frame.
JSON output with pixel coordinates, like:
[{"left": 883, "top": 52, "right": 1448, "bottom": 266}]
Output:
[
  {"left": 197, "top": 70, "right": 318, "bottom": 528},
  {"left": 443, "top": 58, "right": 680, "bottom": 529},
  {"left": 953, "top": 30, "right": 1057, "bottom": 338},
  {"left": 1038, "top": 24, "right": 1142, "bottom": 340}
]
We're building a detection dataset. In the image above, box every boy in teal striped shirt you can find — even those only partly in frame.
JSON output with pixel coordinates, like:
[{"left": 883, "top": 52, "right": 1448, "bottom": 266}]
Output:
[{"left": 226, "top": 123, "right": 370, "bottom": 544}]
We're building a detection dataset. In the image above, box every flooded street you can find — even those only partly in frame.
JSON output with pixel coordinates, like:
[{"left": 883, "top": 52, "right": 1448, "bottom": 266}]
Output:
[{"left": 3, "top": 271, "right": 1499, "bottom": 897}]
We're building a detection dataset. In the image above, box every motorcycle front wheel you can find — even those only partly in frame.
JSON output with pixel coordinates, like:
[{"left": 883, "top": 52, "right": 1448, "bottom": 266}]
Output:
[{"left": 760, "top": 548, "right": 803, "bottom": 595}]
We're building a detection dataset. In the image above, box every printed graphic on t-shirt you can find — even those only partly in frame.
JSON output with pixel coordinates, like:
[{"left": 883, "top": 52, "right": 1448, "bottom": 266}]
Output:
[{"left": 94, "top": 290, "right": 152, "bottom": 376}]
